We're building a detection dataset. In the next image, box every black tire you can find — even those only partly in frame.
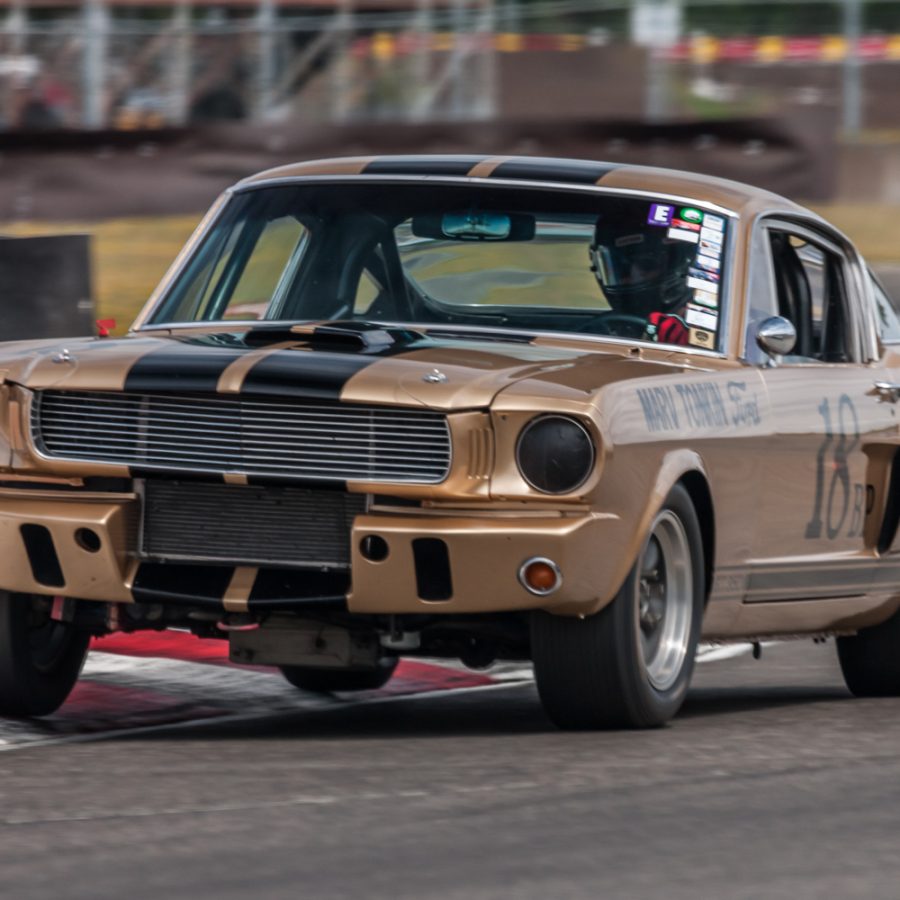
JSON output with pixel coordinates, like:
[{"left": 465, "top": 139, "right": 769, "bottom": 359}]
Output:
[
  {"left": 280, "top": 656, "right": 398, "bottom": 693},
  {"left": 837, "top": 609, "right": 900, "bottom": 696},
  {"left": 0, "top": 592, "right": 90, "bottom": 717},
  {"left": 532, "top": 483, "right": 705, "bottom": 729}
]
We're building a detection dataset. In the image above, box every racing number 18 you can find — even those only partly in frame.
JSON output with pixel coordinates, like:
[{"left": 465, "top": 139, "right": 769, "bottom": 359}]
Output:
[{"left": 805, "top": 395, "right": 863, "bottom": 541}]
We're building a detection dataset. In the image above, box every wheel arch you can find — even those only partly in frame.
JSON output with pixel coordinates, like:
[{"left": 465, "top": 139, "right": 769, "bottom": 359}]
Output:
[{"left": 677, "top": 469, "right": 715, "bottom": 606}]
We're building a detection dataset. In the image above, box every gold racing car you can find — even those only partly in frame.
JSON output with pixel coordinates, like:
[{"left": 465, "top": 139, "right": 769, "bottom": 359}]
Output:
[{"left": 1, "top": 154, "right": 900, "bottom": 729}]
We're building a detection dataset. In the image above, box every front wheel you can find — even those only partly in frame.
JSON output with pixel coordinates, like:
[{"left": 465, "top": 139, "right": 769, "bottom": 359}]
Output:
[
  {"left": 0, "top": 592, "right": 90, "bottom": 717},
  {"left": 531, "top": 483, "right": 705, "bottom": 729},
  {"left": 280, "top": 656, "right": 398, "bottom": 693}
]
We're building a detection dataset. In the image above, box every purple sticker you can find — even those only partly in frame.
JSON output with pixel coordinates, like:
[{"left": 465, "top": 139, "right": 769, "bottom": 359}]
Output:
[{"left": 647, "top": 204, "right": 674, "bottom": 227}]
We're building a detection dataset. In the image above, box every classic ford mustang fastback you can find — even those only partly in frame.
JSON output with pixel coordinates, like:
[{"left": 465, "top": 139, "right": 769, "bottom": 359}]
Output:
[{"left": 1, "top": 154, "right": 900, "bottom": 728}]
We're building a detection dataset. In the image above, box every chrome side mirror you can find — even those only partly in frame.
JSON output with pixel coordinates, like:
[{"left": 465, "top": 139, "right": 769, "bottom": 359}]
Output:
[{"left": 756, "top": 316, "right": 796, "bottom": 364}]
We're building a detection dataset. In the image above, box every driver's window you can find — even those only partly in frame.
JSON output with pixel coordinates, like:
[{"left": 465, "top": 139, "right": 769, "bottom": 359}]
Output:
[{"left": 764, "top": 224, "right": 857, "bottom": 364}]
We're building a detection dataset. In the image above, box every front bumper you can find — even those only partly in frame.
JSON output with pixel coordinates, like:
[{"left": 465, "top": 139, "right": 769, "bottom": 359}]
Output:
[{"left": 0, "top": 489, "right": 623, "bottom": 616}]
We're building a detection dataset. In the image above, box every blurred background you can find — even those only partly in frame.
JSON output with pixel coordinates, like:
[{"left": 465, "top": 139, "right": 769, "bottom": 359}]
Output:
[{"left": 1, "top": 0, "right": 899, "bottom": 332}]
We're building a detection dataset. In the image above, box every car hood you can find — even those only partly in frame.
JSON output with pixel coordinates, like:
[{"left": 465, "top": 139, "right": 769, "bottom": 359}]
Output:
[{"left": 1, "top": 325, "right": 687, "bottom": 411}]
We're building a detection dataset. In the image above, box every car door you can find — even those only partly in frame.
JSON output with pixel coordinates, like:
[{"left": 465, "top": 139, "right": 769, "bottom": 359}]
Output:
[{"left": 743, "top": 217, "right": 898, "bottom": 602}]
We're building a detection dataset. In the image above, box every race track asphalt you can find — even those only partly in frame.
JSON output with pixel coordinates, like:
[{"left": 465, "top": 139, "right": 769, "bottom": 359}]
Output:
[{"left": 0, "top": 640, "right": 898, "bottom": 899}]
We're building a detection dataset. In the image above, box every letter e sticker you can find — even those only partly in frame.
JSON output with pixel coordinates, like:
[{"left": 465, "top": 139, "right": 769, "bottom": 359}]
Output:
[{"left": 648, "top": 204, "right": 674, "bottom": 226}]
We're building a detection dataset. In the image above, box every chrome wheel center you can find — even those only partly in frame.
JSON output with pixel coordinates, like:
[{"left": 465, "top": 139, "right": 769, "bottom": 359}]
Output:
[{"left": 636, "top": 511, "right": 693, "bottom": 692}]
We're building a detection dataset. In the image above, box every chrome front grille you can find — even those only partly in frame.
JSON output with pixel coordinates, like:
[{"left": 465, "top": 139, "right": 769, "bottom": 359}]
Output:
[
  {"left": 141, "top": 480, "right": 364, "bottom": 567},
  {"left": 32, "top": 390, "right": 452, "bottom": 484}
]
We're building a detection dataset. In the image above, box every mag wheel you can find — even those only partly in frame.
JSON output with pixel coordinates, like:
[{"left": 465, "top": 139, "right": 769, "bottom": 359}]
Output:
[
  {"left": 532, "top": 483, "right": 705, "bottom": 729},
  {"left": 0, "top": 592, "right": 90, "bottom": 717},
  {"left": 837, "top": 608, "right": 900, "bottom": 697},
  {"left": 280, "top": 656, "right": 398, "bottom": 693}
]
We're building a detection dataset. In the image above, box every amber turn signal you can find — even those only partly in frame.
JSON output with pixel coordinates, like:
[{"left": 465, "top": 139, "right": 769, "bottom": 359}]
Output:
[{"left": 518, "top": 557, "right": 562, "bottom": 596}]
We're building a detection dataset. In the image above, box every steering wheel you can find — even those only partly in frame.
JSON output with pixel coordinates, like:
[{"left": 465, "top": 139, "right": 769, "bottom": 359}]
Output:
[{"left": 575, "top": 311, "right": 649, "bottom": 337}]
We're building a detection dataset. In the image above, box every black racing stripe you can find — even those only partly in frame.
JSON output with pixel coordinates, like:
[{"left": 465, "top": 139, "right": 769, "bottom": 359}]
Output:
[
  {"left": 124, "top": 343, "right": 247, "bottom": 393},
  {"left": 240, "top": 349, "right": 376, "bottom": 399},
  {"left": 490, "top": 158, "right": 619, "bottom": 184},
  {"left": 131, "top": 562, "right": 233, "bottom": 605},
  {"left": 363, "top": 156, "right": 486, "bottom": 176}
]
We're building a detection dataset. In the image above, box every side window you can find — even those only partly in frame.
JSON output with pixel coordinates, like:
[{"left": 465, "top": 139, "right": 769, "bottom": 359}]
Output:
[
  {"left": 223, "top": 216, "right": 307, "bottom": 320},
  {"left": 354, "top": 270, "right": 382, "bottom": 315},
  {"left": 767, "top": 227, "right": 857, "bottom": 363},
  {"left": 870, "top": 271, "right": 900, "bottom": 343}
]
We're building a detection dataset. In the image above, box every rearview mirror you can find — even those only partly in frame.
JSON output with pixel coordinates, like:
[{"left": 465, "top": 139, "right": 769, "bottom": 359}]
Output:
[{"left": 412, "top": 211, "right": 536, "bottom": 242}]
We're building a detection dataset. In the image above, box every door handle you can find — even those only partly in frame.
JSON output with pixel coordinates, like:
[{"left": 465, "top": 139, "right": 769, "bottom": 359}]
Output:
[{"left": 872, "top": 381, "right": 900, "bottom": 403}]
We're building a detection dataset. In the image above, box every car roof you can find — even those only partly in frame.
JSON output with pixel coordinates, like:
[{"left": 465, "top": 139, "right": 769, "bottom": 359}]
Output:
[{"left": 237, "top": 154, "right": 812, "bottom": 220}]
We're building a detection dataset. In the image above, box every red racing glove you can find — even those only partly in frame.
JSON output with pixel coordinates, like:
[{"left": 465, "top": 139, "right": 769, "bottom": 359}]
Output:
[{"left": 645, "top": 311, "right": 689, "bottom": 346}]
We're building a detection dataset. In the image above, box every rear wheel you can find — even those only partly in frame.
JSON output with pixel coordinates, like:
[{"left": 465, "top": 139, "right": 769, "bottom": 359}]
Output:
[
  {"left": 837, "top": 609, "right": 900, "bottom": 696},
  {"left": 532, "top": 484, "right": 704, "bottom": 729},
  {"left": 0, "top": 592, "right": 90, "bottom": 717},
  {"left": 280, "top": 656, "right": 398, "bottom": 693}
]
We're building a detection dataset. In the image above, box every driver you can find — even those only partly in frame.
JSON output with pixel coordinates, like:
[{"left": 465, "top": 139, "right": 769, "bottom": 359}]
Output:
[{"left": 589, "top": 219, "right": 694, "bottom": 345}]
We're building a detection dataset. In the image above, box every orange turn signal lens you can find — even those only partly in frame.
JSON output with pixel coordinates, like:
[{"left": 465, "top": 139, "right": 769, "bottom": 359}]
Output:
[{"left": 518, "top": 557, "right": 562, "bottom": 596}]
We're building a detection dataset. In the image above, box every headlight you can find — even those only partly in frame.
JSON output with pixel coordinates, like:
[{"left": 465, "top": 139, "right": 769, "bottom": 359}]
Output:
[{"left": 515, "top": 415, "right": 595, "bottom": 494}]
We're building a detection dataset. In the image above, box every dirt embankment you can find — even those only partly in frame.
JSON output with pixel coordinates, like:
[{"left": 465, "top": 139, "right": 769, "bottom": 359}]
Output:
[{"left": 0, "top": 113, "right": 835, "bottom": 223}]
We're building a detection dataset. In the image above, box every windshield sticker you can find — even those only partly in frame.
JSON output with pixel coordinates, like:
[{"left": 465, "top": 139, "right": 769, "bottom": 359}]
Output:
[
  {"left": 685, "top": 305, "right": 718, "bottom": 330},
  {"left": 687, "top": 276, "right": 718, "bottom": 293},
  {"left": 703, "top": 214, "right": 726, "bottom": 232},
  {"left": 693, "top": 289, "right": 719, "bottom": 309},
  {"left": 680, "top": 208, "right": 704, "bottom": 224},
  {"left": 671, "top": 218, "right": 701, "bottom": 232},
  {"left": 700, "top": 227, "right": 723, "bottom": 246},
  {"left": 699, "top": 238, "right": 722, "bottom": 257},
  {"left": 689, "top": 327, "right": 716, "bottom": 349},
  {"left": 695, "top": 254, "right": 721, "bottom": 272},
  {"left": 648, "top": 204, "right": 674, "bottom": 226},
  {"left": 667, "top": 227, "right": 700, "bottom": 244}
]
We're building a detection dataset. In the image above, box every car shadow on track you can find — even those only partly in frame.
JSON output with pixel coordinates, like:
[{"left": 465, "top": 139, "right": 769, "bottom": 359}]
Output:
[{"left": 109, "top": 680, "right": 867, "bottom": 745}]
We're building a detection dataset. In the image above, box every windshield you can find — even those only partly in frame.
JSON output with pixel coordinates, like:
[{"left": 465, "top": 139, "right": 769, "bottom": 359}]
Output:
[{"left": 148, "top": 182, "right": 730, "bottom": 350}]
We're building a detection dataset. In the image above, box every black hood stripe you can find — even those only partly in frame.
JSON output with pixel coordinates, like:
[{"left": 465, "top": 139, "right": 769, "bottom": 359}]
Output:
[
  {"left": 124, "top": 342, "right": 247, "bottom": 393},
  {"left": 238, "top": 350, "right": 370, "bottom": 399}
]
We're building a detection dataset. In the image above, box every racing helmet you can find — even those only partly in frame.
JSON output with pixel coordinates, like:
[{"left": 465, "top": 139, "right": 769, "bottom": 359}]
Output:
[{"left": 589, "top": 219, "right": 694, "bottom": 316}]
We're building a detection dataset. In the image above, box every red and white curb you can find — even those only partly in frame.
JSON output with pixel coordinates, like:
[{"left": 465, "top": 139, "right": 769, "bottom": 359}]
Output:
[{"left": 0, "top": 632, "right": 521, "bottom": 751}]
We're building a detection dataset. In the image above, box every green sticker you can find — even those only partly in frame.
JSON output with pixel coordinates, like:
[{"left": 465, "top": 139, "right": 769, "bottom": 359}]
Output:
[{"left": 680, "top": 208, "right": 703, "bottom": 224}]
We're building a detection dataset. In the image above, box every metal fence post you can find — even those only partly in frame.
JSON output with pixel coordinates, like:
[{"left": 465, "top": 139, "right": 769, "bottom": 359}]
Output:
[
  {"left": 842, "top": 0, "right": 863, "bottom": 137},
  {"left": 82, "top": 0, "right": 109, "bottom": 129}
]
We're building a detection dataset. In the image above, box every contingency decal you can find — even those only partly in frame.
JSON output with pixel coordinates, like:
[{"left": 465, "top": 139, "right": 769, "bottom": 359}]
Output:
[
  {"left": 646, "top": 202, "right": 728, "bottom": 348},
  {"left": 647, "top": 203, "right": 674, "bottom": 226},
  {"left": 636, "top": 379, "right": 762, "bottom": 433}
]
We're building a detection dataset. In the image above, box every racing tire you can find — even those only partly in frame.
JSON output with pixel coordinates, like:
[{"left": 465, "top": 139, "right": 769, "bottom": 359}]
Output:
[
  {"left": 837, "top": 609, "right": 900, "bottom": 697},
  {"left": 0, "top": 592, "right": 90, "bottom": 717},
  {"left": 531, "top": 483, "right": 705, "bottom": 729},
  {"left": 280, "top": 656, "right": 398, "bottom": 693}
]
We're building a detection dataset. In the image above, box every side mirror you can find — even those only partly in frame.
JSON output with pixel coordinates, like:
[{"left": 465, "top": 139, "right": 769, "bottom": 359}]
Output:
[{"left": 756, "top": 316, "right": 796, "bottom": 363}]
